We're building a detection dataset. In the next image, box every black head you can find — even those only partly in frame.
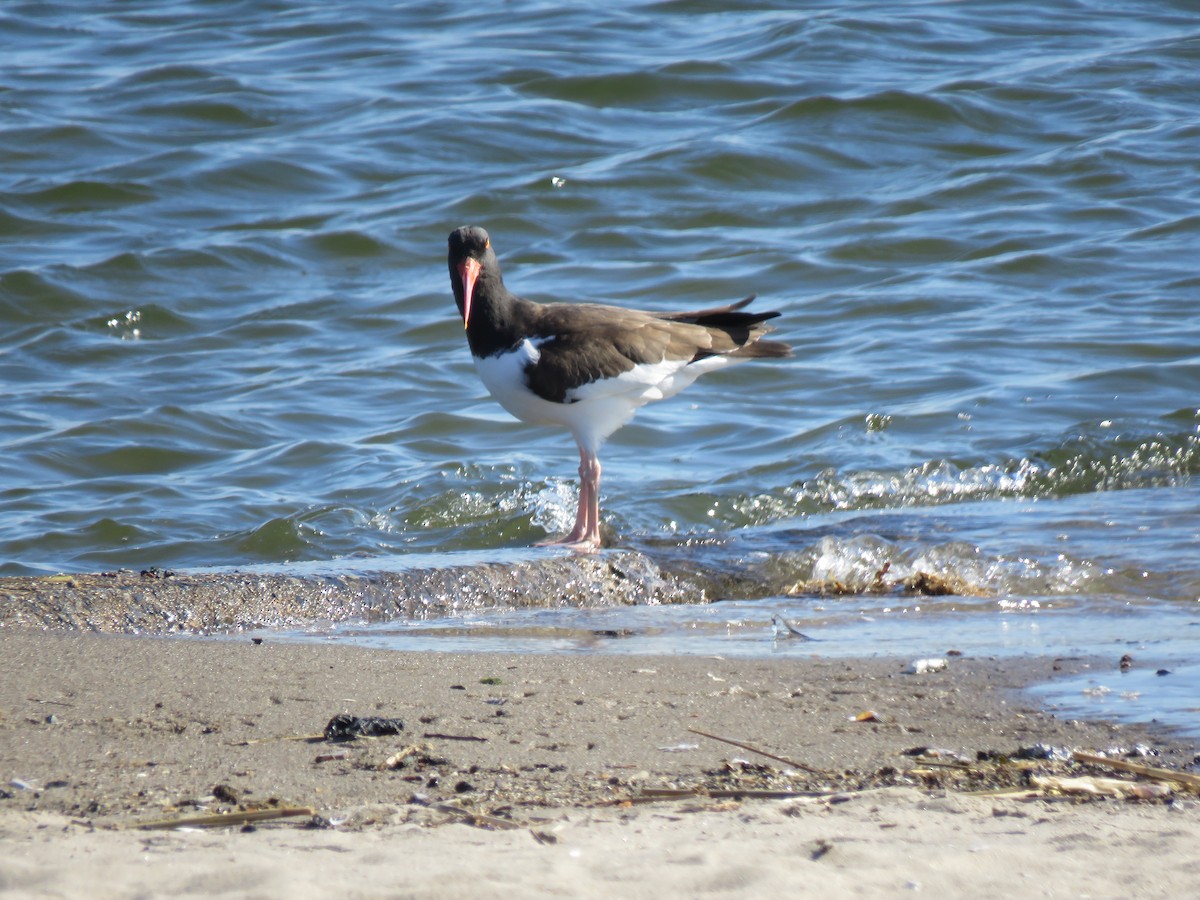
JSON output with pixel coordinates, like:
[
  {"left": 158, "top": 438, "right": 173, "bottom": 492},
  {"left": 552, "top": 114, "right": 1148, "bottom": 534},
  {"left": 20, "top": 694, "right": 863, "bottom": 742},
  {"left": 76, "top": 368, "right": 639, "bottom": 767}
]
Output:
[
  {"left": 448, "top": 225, "right": 491, "bottom": 264},
  {"left": 447, "top": 225, "right": 501, "bottom": 327}
]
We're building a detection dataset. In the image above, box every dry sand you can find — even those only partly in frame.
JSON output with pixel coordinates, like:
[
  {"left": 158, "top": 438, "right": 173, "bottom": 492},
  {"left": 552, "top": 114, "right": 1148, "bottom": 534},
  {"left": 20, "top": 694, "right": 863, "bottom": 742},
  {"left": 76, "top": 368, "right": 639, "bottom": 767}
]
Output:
[{"left": 1, "top": 628, "right": 1197, "bottom": 898}]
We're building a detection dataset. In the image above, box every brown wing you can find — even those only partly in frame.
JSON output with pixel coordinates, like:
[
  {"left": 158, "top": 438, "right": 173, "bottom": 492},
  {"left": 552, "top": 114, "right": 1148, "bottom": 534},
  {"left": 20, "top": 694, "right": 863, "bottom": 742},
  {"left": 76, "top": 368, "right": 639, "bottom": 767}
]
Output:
[
  {"left": 520, "top": 297, "right": 789, "bottom": 403},
  {"left": 522, "top": 305, "right": 696, "bottom": 402}
]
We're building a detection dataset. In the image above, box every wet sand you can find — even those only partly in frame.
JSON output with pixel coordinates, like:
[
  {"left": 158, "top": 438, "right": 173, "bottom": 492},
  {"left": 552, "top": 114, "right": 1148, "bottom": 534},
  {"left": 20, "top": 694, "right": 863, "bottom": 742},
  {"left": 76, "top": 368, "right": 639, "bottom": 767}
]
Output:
[{"left": 1, "top": 628, "right": 1197, "bottom": 897}]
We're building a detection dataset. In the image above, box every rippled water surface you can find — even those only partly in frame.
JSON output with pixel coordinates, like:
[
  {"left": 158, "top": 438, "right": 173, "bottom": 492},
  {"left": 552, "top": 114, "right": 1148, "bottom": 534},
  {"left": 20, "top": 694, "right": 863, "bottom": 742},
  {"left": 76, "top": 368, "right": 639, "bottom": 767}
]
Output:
[{"left": 3, "top": 2, "right": 1199, "bottom": 721}]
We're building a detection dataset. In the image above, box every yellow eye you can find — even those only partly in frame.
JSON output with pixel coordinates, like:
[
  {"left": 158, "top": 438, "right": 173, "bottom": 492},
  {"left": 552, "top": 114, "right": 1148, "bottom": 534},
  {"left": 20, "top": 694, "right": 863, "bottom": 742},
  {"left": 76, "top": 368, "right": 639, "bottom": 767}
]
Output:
[{"left": 484, "top": 238, "right": 490, "bottom": 249}]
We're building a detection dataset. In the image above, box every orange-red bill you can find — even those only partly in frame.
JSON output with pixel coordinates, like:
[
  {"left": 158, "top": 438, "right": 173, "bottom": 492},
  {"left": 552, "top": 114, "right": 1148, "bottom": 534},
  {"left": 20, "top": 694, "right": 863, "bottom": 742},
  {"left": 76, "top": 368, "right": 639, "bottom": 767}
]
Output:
[{"left": 457, "top": 257, "right": 481, "bottom": 328}]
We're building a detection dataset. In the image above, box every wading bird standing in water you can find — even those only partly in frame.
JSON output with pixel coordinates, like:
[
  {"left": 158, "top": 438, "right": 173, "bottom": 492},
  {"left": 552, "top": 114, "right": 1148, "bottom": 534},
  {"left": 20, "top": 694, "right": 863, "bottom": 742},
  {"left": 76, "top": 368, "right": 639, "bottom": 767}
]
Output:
[{"left": 448, "top": 225, "right": 790, "bottom": 552}]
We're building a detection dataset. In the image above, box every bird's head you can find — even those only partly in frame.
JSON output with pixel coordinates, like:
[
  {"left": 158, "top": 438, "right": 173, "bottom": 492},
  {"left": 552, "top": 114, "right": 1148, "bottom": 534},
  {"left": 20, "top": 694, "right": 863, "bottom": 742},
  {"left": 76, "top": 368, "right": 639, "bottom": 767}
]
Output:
[{"left": 448, "top": 225, "right": 498, "bottom": 329}]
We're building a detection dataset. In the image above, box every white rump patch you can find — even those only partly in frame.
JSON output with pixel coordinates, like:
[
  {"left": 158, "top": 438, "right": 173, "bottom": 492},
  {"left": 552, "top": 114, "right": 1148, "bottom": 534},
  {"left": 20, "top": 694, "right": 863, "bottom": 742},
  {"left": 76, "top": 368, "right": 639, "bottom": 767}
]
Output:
[{"left": 568, "top": 354, "right": 734, "bottom": 405}]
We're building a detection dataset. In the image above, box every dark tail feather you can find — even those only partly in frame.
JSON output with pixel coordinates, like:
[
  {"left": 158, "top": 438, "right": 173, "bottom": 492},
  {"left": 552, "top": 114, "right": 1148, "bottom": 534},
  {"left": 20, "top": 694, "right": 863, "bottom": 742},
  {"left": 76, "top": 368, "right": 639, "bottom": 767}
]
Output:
[
  {"left": 658, "top": 295, "right": 781, "bottom": 328},
  {"left": 730, "top": 335, "right": 791, "bottom": 359}
]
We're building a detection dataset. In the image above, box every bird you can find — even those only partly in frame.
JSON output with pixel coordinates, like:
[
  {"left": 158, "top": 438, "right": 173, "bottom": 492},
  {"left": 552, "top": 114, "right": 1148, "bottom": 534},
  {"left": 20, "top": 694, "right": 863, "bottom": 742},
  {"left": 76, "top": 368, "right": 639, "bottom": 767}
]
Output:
[{"left": 447, "top": 225, "right": 790, "bottom": 552}]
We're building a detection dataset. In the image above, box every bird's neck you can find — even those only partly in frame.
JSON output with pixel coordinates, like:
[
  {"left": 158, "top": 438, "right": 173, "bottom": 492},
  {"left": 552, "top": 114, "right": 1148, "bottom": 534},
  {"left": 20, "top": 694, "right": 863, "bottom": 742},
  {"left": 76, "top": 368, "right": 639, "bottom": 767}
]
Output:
[{"left": 466, "top": 276, "right": 534, "bottom": 358}]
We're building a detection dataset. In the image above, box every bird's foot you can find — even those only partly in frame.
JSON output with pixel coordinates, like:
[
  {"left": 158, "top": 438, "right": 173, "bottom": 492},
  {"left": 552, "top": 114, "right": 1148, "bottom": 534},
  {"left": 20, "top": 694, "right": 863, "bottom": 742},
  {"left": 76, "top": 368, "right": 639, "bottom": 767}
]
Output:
[{"left": 535, "top": 534, "right": 603, "bottom": 554}]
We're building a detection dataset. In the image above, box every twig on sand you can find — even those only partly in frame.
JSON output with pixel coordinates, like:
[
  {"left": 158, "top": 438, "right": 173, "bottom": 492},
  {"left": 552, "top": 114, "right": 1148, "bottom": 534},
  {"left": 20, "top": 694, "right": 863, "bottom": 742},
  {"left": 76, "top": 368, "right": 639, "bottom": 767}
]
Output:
[
  {"left": 135, "top": 807, "right": 316, "bottom": 830},
  {"left": 432, "top": 803, "right": 522, "bottom": 830},
  {"left": 233, "top": 734, "right": 323, "bottom": 746},
  {"left": 423, "top": 732, "right": 489, "bottom": 742},
  {"left": 687, "top": 727, "right": 826, "bottom": 776},
  {"left": 640, "top": 786, "right": 839, "bottom": 801},
  {"left": 1073, "top": 751, "right": 1200, "bottom": 792}
]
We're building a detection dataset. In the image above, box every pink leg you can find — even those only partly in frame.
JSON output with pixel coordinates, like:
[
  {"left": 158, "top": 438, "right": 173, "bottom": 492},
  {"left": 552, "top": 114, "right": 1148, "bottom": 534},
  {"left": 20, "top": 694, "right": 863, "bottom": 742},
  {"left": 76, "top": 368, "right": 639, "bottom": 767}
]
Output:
[
  {"left": 577, "top": 449, "right": 602, "bottom": 549},
  {"left": 562, "top": 455, "right": 592, "bottom": 544},
  {"left": 537, "top": 443, "right": 603, "bottom": 552}
]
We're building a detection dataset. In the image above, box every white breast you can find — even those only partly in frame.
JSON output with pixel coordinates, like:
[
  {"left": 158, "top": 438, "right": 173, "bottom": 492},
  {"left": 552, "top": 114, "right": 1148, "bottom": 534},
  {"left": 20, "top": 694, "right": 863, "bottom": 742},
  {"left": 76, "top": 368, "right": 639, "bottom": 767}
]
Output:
[{"left": 473, "top": 338, "right": 562, "bottom": 427}]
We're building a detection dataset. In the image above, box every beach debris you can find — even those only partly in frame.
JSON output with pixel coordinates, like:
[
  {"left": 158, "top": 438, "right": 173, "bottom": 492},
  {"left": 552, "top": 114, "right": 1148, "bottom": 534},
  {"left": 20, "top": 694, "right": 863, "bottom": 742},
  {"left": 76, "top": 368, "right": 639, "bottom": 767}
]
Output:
[
  {"left": 135, "top": 806, "right": 316, "bottom": 831},
  {"left": 235, "top": 732, "right": 323, "bottom": 746},
  {"left": 27, "top": 696, "right": 74, "bottom": 708},
  {"left": 905, "top": 657, "right": 949, "bottom": 675},
  {"left": 636, "top": 785, "right": 837, "bottom": 803},
  {"left": 810, "top": 838, "right": 834, "bottom": 861},
  {"left": 895, "top": 741, "right": 1189, "bottom": 804},
  {"left": 422, "top": 732, "right": 488, "bottom": 742},
  {"left": 1073, "top": 751, "right": 1200, "bottom": 793},
  {"left": 616, "top": 738, "right": 1197, "bottom": 812},
  {"left": 1156, "top": 668, "right": 1172, "bottom": 676},
  {"left": 479, "top": 677, "right": 502, "bottom": 685},
  {"left": 870, "top": 562, "right": 891, "bottom": 591},
  {"left": 779, "top": 793, "right": 858, "bottom": 814},
  {"left": 852, "top": 709, "right": 887, "bottom": 723},
  {"left": 315, "top": 750, "right": 351, "bottom": 763},
  {"left": 787, "top": 561, "right": 979, "bottom": 597},
  {"left": 1032, "top": 775, "right": 1173, "bottom": 800},
  {"left": 323, "top": 714, "right": 405, "bottom": 741},
  {"left": 903, "top": 747, "right": 971, "bottom": 763},
  {"left": 771, "top": 614, "right": 817, "bottom": 641},
  {"left": 902, "top": 571, "right": 959, "bottom": 596},
  {"left": 687, "top": 726, "right": 825, "bottom": 776},
  {"left": 1014, "top": 744, "right": 1073, "bottom": 762},
  {"left": 377, "top": 744, "right": 444, "bottom": 770},
  {"left": 658, "top": 743, "right": 699, "bottom": 753},
  {"left": 432, "top": 802, "right": 522, "bottom": 831}
]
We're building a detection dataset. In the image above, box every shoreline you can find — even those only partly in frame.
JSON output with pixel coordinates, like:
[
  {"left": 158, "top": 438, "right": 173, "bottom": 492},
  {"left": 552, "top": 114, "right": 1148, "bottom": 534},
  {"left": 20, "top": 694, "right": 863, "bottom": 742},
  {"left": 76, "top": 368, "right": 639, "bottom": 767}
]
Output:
[{"left": 2, "top": 627, "right": 1197, "bottom": 897}]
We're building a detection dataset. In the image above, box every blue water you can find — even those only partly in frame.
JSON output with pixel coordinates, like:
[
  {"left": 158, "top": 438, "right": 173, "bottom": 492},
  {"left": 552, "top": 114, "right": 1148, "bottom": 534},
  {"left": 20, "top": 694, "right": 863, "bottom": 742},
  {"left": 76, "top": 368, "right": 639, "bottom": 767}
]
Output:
[{"left": 2, "top": 2, "right": 1198, "bottom": 726}]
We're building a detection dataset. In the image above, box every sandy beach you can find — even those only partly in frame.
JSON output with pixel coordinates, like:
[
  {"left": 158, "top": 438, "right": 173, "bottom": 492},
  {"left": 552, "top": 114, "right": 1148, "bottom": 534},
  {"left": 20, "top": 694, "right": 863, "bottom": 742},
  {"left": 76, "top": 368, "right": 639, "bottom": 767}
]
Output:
[{"left": 1, "top": 628, "right": 1197, "bottom": 898}]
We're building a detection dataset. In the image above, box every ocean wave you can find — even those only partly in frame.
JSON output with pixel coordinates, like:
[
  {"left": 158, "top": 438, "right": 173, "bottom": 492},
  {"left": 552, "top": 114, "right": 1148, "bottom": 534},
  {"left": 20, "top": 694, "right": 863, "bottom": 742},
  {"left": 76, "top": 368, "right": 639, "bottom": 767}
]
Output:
[{"left": 745, "top": 421, "right": 1200, "bottom": 523}]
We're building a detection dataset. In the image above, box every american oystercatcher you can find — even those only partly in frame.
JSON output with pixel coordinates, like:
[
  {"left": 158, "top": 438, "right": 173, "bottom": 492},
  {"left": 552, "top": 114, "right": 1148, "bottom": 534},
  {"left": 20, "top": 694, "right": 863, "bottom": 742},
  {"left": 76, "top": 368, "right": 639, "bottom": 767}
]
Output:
[{"left": 448, "top": 225, "right": 790, "bottom": 551}]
